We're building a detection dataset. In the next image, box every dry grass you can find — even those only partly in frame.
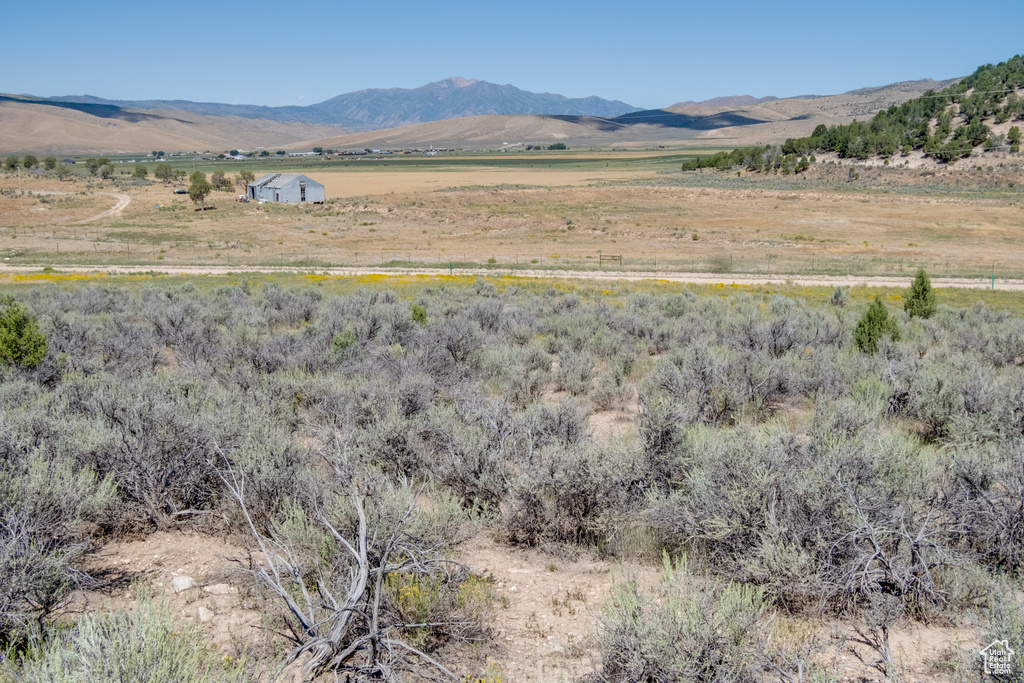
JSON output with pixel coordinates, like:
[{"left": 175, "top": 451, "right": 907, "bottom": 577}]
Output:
[{"left": 3, "top": 157, "right": 1024, "bottom": 279}]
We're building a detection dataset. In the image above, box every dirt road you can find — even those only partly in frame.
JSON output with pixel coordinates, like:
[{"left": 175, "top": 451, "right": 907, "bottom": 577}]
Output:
[
  {"left": 0, "top": 263, "right": 1020, "bottom": 290},
  {"left": 75, "top": 192, "right": 131, "bottom": 224},
  {"left": 24, "top": 190, "right": 131, "bottom": 224}
]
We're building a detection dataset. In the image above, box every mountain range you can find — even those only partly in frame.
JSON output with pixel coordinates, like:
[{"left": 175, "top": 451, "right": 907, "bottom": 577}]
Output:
[
  {"left": 47, "top": 77, "right": 640, "bottom": 131},
  {"left": 0, "top": 76, "right": 960, "bottom": 154},
  {"left": 297, "top": 78, "right": 959, "bottom": 151}
]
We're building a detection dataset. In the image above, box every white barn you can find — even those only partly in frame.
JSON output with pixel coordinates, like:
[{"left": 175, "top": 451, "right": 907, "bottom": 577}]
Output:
[{"left": 247, "top": 173, "right": 325, "bottom": 203}]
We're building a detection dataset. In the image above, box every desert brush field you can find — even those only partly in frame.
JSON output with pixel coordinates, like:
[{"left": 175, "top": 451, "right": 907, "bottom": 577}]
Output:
[{"left": 2, "top": 146, "right": 1024, "bottom": 683}]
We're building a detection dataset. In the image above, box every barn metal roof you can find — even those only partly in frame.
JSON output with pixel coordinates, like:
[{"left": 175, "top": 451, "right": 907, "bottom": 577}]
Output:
[{"left": 248, "top": 173, "right": 321, "bottom": 190}]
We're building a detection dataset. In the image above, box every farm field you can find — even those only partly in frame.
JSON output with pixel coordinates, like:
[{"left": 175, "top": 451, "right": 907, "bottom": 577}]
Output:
[{"left": 3, "top": 150, "right": 1024, "bottom": 281}]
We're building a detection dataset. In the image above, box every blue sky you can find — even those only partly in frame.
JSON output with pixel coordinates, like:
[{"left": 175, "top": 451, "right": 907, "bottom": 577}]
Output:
[{"left": 5, "top": 0, "right": 1022, "bottom": 110}]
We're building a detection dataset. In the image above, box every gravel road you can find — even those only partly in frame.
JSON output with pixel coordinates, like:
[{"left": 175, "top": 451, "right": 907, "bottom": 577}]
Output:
[{"left": 0, "top": 263, "right": 1019, "bottom": 290}]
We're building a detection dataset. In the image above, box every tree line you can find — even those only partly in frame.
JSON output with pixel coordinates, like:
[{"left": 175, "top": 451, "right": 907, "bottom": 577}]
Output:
[
  {"left": 782, "top": 56, "right": 1024, "bottom": 162},
  {"left": 683, "top": 54, "right": 1024, "bottom": 172}
]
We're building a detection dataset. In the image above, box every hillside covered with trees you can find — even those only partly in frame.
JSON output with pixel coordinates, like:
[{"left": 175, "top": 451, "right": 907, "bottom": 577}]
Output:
[{"left": 684, "top": 55, "right": 1024, "bottom": 171}]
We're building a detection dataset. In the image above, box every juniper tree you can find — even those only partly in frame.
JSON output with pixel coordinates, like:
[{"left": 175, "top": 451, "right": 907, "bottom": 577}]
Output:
[
  {"left": 0, "top": 298, "right": 47, "bottom": 369},
  {"left": 854, "top": 296, "right": 900, "bottom": 353},
  {"left": 904, "top": 268, "right": 937, "bottom": 319}
]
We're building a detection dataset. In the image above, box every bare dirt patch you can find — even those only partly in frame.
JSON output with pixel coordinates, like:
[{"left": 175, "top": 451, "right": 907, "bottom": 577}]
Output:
[
  {"left": 455, "top": 534, "right": 653, "bottom": 682},
  {"left": 76, "top": 531, "right": 263, "bottom": 650}
]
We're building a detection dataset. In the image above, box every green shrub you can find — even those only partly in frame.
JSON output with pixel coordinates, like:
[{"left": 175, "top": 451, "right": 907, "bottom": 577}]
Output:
[
  {"left": 592, "top": 369, "right": 629, "bottom": 411},
  {"left": 0, "top": 451, "right": 115, "bottom": 651},
  {"left": 554, "top": 348, "right": 594, "bottom": 396},
  {"left": 331, "top": 328, "right": 356, "bottom": 355},
  {"left": 3, "top": 594, "right": 250, "bottom": 682},
  {"left": 501, "top": 441, "right": 639, "bottom": 550},
  {"left": 853, "top": 296, "right": 900, "bottom": 353},
  {"left": 982, "top": 590, "right": 1024, "bottom": 682},
  {"left": 829, "top": 285, "right": 850, "bottom": 307},
  {"left": 382, "top": 570, "right": 495, "bottom": 651},
  {"left": 904, "top": 268, "right": 937, "bottom": 319},
  {"left": 0, "top": 299, "right": 47, "bottom": 369},
  {"left": 600, "top": 555, "right": 769, "bottom": 683}
]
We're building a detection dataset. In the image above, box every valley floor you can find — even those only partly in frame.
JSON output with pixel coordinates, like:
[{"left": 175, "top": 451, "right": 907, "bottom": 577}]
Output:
[{"left": 3, "top": 157, "right": 1024, "bottom": 281}]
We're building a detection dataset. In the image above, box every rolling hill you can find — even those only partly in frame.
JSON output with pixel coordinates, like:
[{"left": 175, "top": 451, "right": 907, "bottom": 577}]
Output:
[
  {"left": 297, "top": 79, "right": 960, "bottom": 150},
  {"left": 47, "top": 78, "right": 640, "bottom": 130},
  {"left": 774, "top": 57, "right": 1024, "bottom": 162},
  {"left": 0, "top": 95, "right": 344, "bottom": 154},
  {"left": 0, "top": 76, "right": 963, "bottom": 154}
]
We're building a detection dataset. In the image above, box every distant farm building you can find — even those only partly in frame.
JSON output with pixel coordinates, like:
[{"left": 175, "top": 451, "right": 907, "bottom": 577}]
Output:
[{"left": 246, "top": 173, "right": 325, "bottom": 203}]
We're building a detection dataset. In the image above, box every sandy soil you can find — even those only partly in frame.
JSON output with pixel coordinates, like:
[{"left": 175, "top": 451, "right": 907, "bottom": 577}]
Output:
[{"left": 77, "top": 530, "right": 263, "bottom": 650}]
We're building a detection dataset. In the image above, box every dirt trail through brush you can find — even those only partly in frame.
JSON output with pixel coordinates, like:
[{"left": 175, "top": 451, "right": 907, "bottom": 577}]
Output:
[{"left": 0, "top": 262, "right": 1020, "bottom": 290}]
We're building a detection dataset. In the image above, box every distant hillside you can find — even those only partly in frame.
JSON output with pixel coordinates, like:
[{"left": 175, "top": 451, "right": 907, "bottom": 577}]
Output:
[
  {"left": 294, "top": 113, "right": 711, "bottom": 151},
  {"left": 47, "top": 95, "right": 311, "bottom": 125},
  {"left": 671, "top": 95, "right": 782, "bottom": 108},
  {"left": 49, "top": 78, "right": 640, "bottom": 130},
  {"left": 0, "top": 95, "right": 343, "bottom": 154},
  {"left": 680, "top": 56, "right": 1024, "bottom": 172},
  {"left": 298, "top": 79, "right": 958, "bottom": 150},
  {"left": 775, "top": 58, "right": 1024, "bottom": 162},
  {"left": 2, "top": 74, "right": 968, "bottom": 154}
]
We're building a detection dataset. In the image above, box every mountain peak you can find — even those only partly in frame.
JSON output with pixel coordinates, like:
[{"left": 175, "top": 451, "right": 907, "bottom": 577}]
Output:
[
  {"left": 435, "top": 77, "right": 478, "bottom": 89},
  {"left": 42, "top": 79, "right": 640, "bottom": 131}
]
